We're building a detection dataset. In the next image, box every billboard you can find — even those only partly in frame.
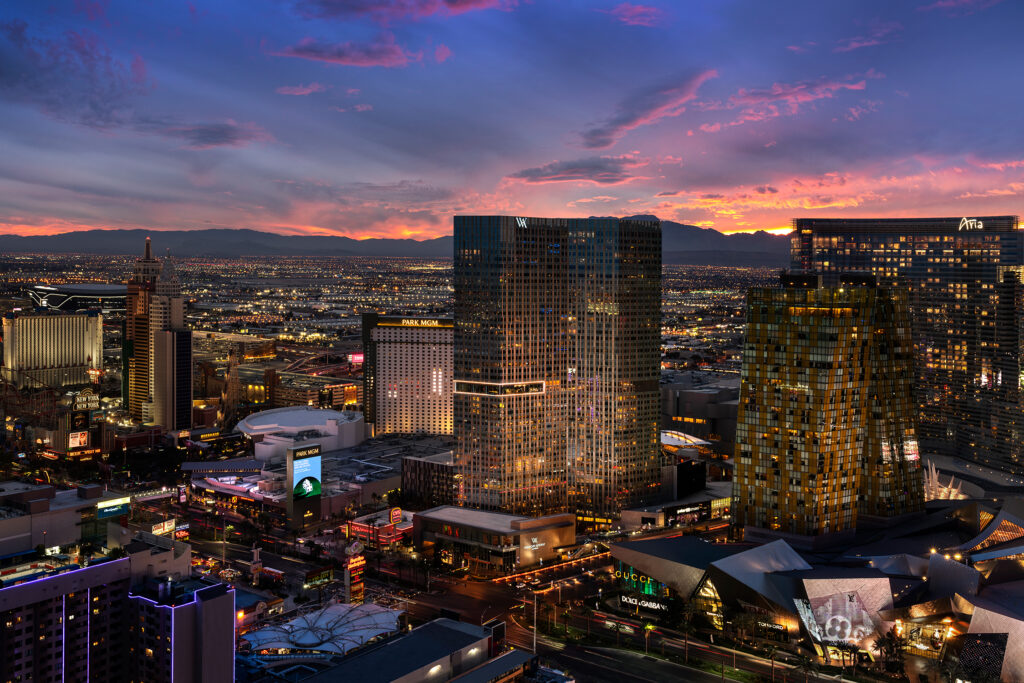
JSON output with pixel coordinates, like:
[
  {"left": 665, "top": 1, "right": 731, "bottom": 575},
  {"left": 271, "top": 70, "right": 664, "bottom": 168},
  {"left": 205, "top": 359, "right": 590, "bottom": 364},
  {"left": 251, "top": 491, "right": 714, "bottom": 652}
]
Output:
[
  {"left": 69, "top": 431, "right": 89, "bottom": 449},
  {"left": 292, "top": 447, "right": 322, "bottom": 499},
  {"left": 801, "top": 591, "right": 879, "bottom": 649},
  {"left": 287, "top": 443, "right": 323, "bottom": 529}
]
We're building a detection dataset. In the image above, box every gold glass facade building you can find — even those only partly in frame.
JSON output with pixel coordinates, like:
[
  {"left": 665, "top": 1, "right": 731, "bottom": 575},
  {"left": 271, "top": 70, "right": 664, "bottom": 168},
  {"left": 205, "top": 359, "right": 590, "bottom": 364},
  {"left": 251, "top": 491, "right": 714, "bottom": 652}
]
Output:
[
  {"left": 792, "top": 216, "right": 1023, "bottom": 473},
  {"left": 734, "top": 274, "right": 923, "bottom": 548},
  {"left": 453, "top": 216, "right": 661, "bottom": 520}
]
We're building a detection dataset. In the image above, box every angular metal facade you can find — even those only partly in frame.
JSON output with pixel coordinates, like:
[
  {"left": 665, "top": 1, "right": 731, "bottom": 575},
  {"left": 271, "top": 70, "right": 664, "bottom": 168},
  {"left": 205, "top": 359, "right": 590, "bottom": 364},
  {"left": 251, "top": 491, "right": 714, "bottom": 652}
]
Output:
[
  {"left": 453, "top": 216, "right": 661, "bottom": 520},
  {"left": 734, "top": 279, "right": 923, "bottom": 545}
]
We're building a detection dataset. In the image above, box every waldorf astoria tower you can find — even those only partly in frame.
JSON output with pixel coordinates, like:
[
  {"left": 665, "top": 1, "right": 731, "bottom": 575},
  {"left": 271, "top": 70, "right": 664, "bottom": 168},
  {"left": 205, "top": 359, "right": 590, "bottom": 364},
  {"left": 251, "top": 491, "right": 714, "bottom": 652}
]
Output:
[{"left": 453, "top": 216, "right": 661, "bottom": 522}]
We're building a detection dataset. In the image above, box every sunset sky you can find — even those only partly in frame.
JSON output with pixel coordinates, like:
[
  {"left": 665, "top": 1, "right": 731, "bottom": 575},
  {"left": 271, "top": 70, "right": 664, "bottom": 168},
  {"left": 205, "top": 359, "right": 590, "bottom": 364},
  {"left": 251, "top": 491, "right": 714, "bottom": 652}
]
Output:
[{"left": 1, "top": 0, "right": 1022, "bottom": 240}]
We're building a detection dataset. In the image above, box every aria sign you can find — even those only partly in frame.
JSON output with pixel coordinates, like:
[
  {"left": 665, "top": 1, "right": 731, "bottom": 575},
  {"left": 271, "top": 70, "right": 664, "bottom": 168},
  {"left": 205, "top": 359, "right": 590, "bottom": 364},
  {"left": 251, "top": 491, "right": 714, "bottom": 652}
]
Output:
[{"left": 959, "top": 217, "right": 984, "bottom": 231}]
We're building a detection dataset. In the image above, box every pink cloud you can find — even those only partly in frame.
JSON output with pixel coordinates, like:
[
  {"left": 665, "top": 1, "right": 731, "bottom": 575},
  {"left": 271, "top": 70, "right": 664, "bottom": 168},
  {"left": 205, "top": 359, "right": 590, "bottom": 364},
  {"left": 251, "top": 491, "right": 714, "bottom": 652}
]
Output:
[
  {"left": 844, "top": 100, "right": 881, "bottom": 121},
  {"left": 435, "top": 44, "right": 452, "bottom": 63},
  {"left": 276, "top": 82, "right": 327, "bottom": 96},
  {"left": 581, "top": 70, "right": 718, "bottom": 148},
  {"left": 918, "top": 0, "right": 1004, "bottom": 12},
  {"left": 834, "top": 21, "right": 901, "bottom": 52},
  {"left": 274, "top": 33, "right": 415, "bottom": 67},
  {"left": 130, "top": 55, "right": 148, "bottom": 86},
  {"left": 354, "top": 103, "right": 373, "bottom": 111},
  {"left": 967, "top": 155, "right": 1024, "bottom": 171},
  {"left": 73, "top": 0, "right": 110, "bottom": 22},
  {"left": 598, "top": 3, "right": 666, "bottom": 27},
  {"left": 346, "top": 88, "right": 361, "bottom": 96},
  {"left": 699, "top": 122, "right": 721, "bottom": 133}
]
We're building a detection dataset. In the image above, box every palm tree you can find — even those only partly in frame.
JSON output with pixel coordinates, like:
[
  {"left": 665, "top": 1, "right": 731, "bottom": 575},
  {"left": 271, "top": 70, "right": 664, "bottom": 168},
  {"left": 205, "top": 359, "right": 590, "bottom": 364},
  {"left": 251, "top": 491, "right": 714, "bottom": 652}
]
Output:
[
  {"left": 677, "top": 611, "right": 698, "bottom": 663},
  {"left": 766, "top": 645, "right": 779, "bottom": 682},
  {"left": 610, "top": 620, "right": 624, "bottom": 647},
  {"left": 579, "top": 604, "right": 594, "bottom": 637},
  {"left": 795, "top": 654, "right": 819, "bottom": 683},
  {"left": 644, "top": 622, "right": 656, "bottom": 654}
]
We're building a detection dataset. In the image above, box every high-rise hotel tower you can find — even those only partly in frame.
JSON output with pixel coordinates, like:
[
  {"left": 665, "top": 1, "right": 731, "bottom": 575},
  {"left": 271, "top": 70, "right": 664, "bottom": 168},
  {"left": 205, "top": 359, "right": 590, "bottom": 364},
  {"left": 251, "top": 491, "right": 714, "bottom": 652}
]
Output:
[
  {"left": 734, "top": 274, "right": 924, "bottom": 549},
  {"left": 453, "top": 216, "right": 661, "bottom": 522},
  {"left": 125, "top": 238, "right": 191, "bottom": 428},
  {"left": 792, "top": 216, "right": 1023, "bottom": 473}
]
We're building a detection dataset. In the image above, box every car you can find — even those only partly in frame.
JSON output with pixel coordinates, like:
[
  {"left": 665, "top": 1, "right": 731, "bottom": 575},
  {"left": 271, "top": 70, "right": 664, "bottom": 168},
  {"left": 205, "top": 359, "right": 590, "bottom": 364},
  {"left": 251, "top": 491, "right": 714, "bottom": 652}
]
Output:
[{"left": 515, "top": 582, "right": 527, "bottom": 589}]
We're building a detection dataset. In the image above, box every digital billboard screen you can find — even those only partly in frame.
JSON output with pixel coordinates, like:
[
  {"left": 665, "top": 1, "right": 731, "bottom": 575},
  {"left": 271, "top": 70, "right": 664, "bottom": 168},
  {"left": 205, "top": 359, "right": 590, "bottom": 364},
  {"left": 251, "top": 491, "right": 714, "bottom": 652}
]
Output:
[{"left": 291, "top": 446, "right": 322, "bottom": 499}]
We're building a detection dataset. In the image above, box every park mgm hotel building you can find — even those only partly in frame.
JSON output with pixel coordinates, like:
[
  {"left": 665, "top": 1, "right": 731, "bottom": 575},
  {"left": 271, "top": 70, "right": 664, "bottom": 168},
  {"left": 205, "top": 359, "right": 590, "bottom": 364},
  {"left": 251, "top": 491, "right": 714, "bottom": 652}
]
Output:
[
  {"left": 792, "top": 216, "right": 1024, "bottom": 474},
  {"left": 733, "top": 273, "right": 924, "bottom": 549},
  {"left": 362, "top": 314, "right": 453, "bottom": 436},
  {"left": 453, "top": 215, "right": 662, "bottom": 525}
]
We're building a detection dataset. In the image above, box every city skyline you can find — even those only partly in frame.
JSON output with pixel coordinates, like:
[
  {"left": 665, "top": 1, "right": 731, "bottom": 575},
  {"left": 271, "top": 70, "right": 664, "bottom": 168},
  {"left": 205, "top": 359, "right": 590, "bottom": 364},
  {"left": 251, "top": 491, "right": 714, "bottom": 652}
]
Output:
[{"left": 2, "top": 0, "right": 1023, "bottom": 240}]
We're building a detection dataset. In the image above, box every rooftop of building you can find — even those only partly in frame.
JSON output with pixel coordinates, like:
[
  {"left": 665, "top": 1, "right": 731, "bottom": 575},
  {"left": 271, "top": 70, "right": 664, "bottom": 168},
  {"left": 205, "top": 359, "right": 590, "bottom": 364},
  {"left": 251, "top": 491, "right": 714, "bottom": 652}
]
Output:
[
  {"left": 236, "top": 406, "right": 363, "bottom": 435},
  {"left": 29, "top": 283, "right": 126, "bottom": 294},
  {"left": 613, "top": 536, "right": 751, "bottom": 569},
  {"left": 627, "top": 481, "right": 734, "bottom": 513},
  {"left": 415, "top": 505, "right": 574, "bottom": 535},
  {"left": 242, "top": 602, "right": 402, "bottom": 657},
  {"left": 131, "top": 577, "right": 231, "bottom": 607},
  {"left": 402, "top": 450, "right": 454, "bottom": 465},
  {"left": 303, "top": 618, "right": 486, "bottom": 682},
  {"left": 450, "top": 649, "right": 535, "bottom": 683}
]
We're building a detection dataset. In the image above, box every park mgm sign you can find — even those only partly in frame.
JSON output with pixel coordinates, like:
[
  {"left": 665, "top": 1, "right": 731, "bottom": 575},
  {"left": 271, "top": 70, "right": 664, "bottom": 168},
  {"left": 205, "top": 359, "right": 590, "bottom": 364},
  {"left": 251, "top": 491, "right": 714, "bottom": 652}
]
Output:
[{"left": 287, "top": 442, "right": 323, "bottom": 530}]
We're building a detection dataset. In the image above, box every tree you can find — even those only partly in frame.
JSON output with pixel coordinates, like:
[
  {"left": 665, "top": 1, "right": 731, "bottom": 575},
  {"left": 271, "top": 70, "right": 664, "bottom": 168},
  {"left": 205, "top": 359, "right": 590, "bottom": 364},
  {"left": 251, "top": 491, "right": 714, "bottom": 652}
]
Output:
[
  {"left": 579, "top": 604, "right": 594, "bottom": 637},
  {"left": 871, "top": 626, "right": 908, "bottom": 674},
  {"left": 766, "top": 645, "right": 780, "bottom": 682},
  {"left": 675, "top": 601, "right": 700, "bottom": 663},
  {"left": 643, "top": 622, "right": 656, "bottom": 654},
  {"left": 795, "top": 654, "right": 819, "bottom": 683}
]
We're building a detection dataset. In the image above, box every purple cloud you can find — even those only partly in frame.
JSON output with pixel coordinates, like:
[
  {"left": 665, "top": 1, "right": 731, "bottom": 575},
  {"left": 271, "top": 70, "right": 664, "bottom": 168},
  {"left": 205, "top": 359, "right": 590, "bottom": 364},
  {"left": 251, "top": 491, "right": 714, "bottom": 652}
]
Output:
[
  {"left": 435, "top": 44, "right": 452, "bottom": 63},
  {"left": 276, "top": 82, "right": 327, "bottom": 95},
  {"left": 834, "top": 21, "right": 901, "bottom": 52},
  {"left": 158, "top": 120, "right": 272, "bottom": 149},
  {"left": 0, "top": 19, "right": 149, "bottom": 128},
  {"left": 581, "top": 70, "right": 718, "bottom": 149},
  {"left": 507, "top": 154, "right": 648, "bottom": 185},
  {"left": 598, "top": 3, "right": 666, "bottom": 27},
  {"left": 274, "top": 33, "right": 415, "bottom": 67},
  {"left": 291, "top": 0, "right": 515, "bottom": 22}
]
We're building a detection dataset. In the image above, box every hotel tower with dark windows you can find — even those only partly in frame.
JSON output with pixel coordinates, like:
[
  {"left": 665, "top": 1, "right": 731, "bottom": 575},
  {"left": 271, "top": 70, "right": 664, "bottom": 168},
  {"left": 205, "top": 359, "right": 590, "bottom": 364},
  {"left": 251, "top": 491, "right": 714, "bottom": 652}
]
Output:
[
  {"left": 792, "top": 216, "right": 1024, "bottom": 473},
  {"left": 734, "top": 273, "right": 924, "bottom": 549},
  {"left": 453, "top": 216, "right": 661, "bottom": 522}
]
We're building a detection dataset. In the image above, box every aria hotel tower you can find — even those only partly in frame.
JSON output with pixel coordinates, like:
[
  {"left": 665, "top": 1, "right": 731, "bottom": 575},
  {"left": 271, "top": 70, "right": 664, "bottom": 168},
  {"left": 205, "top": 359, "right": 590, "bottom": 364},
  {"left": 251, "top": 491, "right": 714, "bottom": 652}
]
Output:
[{"left": 793, "top": 216, "right": 1023, "bottom": 474}]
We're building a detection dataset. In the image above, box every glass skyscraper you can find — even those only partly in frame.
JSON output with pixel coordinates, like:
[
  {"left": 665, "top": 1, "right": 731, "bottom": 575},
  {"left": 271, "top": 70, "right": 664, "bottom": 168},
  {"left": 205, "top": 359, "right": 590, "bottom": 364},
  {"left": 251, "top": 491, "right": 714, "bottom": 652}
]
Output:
[
  {"left": 792, "top": 216, "right": 1023, "bottom": 473},
  {"left": 453, "top": 216, "right": 661, "bottom": 522},
  {"left": 734, "top": 274, "right": 923, "bottom": 549}
]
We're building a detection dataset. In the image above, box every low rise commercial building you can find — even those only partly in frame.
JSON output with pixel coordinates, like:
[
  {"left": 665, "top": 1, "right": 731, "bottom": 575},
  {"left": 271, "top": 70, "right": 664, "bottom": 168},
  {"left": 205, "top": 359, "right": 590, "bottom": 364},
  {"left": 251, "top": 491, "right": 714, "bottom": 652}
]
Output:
[
  {"left": 414, "top": 506, "right": 575, "bottom": 575},
  {"left": 401, "top": 450, "right": 455, "bottom": 508},
  {"left": 0, "top": 481, "right": 127, "bottom": 558}
]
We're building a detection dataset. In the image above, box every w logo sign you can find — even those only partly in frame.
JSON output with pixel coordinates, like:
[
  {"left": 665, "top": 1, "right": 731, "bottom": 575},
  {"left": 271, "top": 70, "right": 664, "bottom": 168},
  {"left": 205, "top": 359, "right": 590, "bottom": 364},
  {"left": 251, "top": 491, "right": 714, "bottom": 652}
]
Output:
[{"left": 515, "top": 217, "right": 528, "bottom": 228}]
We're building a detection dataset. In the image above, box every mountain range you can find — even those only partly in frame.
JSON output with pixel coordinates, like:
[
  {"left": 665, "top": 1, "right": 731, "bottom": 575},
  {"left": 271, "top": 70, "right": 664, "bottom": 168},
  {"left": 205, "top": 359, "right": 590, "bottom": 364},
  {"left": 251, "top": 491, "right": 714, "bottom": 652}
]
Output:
[{"left": 3, "top": 218, "right": 791, "bottom": 266}]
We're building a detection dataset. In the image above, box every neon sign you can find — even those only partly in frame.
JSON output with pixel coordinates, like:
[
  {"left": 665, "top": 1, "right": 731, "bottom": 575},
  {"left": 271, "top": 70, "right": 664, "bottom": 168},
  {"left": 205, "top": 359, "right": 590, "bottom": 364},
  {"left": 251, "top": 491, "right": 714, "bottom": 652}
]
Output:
[
  {"left": 515, "top": 217, "right": 528, "bottom": 228},
  {"left": 959, "top": 217, "right": 984, "bottom": 231}
]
